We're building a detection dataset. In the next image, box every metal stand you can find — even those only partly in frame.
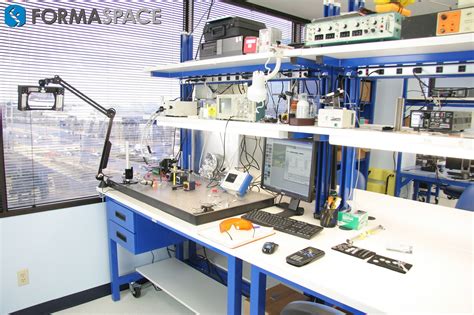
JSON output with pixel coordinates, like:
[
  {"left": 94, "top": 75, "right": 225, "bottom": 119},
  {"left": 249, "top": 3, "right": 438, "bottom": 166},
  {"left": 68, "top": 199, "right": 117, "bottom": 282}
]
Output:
[{"left": 39, "top": 75, "right": 116, "bottom": 187}]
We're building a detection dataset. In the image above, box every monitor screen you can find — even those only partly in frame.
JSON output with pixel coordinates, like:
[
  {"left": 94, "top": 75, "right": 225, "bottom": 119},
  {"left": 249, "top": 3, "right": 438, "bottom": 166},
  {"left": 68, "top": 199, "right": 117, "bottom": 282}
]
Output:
[
  {"left": 261, "top": 138, "right": 316, "bottom": 201},
  {"left": 446, "top": 158, "right": 464, "bottom": 171}
]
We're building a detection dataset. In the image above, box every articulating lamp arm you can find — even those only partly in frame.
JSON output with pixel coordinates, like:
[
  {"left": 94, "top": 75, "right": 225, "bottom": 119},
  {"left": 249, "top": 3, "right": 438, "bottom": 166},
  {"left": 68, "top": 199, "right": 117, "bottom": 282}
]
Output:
[{"left": 39, "top": 75, "right": 116, "bottom": 186}]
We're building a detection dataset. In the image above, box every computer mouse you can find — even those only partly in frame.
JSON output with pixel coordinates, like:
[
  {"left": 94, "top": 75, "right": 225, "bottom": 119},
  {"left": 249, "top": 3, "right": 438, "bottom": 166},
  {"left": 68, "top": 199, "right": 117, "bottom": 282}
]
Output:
[{"left": 262, "top": 242, "right": 278, "bottom": 254}]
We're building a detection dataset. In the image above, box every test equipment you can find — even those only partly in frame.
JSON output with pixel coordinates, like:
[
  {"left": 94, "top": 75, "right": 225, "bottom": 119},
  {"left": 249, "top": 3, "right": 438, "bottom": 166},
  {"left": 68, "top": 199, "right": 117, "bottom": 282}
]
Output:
[
  {"left": 402, "top": 7, "right": 474, "bottom": 39},
  {"left": 220, "top": 169, "right": 253, "bottom": 196},
  {"left": 216, "top": 94, "right": 265, "bottom": 122},
  {"left": 258, "top": 27, "right": 282, "bottom": 52},
  {"left": 436, "top": 7, "right": 474, "bottom": 36},
  {"left": 409, "top": 110, "right": 472, "bottom": 132},
  {"left": 305, "top": 12, "right": 402, "bottom": 46},
  {"left": 203, "top": 16, "right": 265, "bottom": 41},
  {"left": 430, "top": 87, "right": 474, "bottom": 98},
  {"left": 163, "top": 100, "right": 198, "bottom": 117},
  {"left": 200, "top": 36, "right": 244, "bottom": 60},
  {"left": 318, "top": 108, "right": 356, "bottom": 128}
]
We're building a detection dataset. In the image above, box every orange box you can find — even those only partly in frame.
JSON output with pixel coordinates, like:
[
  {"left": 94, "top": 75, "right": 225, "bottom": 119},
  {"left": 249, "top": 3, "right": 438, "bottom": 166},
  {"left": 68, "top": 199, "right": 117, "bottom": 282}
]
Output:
[{"left": 437, "top": 10, "right": 461, "bottom": 35}]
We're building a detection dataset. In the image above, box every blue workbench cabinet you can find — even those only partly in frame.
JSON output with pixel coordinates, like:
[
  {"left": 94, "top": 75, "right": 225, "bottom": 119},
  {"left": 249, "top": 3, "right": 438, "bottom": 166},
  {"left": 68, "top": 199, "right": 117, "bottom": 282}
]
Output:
[{"left": 106, "top": 198, "right": 185, "bottom": 254}]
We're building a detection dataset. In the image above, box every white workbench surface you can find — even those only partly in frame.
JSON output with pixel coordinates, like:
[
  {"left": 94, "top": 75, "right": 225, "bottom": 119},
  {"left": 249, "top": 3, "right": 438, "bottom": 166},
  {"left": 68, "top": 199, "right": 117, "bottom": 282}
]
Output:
[{"left": 100, "top": 188, "right": 473, "bottom": 314}]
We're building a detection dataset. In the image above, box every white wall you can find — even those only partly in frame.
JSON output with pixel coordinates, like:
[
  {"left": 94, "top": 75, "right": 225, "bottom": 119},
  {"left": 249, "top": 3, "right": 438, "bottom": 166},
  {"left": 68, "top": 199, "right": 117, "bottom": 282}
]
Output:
[{"left": 0, "top": 202, "right": 168, "bottom": 315}]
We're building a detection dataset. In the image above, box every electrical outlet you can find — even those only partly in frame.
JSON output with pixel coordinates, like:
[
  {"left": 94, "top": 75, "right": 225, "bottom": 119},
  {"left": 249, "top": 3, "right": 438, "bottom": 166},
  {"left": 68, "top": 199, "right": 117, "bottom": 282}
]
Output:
[{"left": 17, "top": 269, "right": 29, "bottom": 286}]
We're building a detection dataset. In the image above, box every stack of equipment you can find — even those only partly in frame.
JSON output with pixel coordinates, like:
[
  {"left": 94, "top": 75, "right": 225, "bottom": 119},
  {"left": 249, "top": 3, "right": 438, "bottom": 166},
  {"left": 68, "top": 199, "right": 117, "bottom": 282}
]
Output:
[
  {"left": 305, "top": 12, "right": 402, "bottom": 47},
  {"left": 200, "top": 16, "right": 266, "bottom": 60}
]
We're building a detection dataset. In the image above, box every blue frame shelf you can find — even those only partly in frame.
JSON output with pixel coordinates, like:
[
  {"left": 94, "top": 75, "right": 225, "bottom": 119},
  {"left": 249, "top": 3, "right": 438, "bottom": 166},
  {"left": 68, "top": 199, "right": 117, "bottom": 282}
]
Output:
[{"left": 148, "top": 34, "right": 474, "bottom": 79}]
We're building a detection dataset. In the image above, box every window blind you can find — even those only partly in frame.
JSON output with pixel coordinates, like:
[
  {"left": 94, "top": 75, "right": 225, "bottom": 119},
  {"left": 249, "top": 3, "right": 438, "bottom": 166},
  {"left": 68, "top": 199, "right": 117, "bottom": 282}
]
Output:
[{"left": 0, "top": 0, "right": 182, "bottom": 210}]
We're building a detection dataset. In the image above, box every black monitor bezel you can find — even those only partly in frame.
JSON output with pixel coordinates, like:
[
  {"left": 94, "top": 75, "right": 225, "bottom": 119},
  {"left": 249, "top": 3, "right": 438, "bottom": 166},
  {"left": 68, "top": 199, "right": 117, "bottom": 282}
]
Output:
[{"left": 261, "top": 137, "right": 317, "bottom": 203}]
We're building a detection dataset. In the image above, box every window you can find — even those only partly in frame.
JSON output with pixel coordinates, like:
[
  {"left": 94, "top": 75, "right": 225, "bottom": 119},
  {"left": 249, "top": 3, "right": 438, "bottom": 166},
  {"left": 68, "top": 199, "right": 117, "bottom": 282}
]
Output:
[{"left": 0, "top": 0, "right": 182, "bottom": 211}]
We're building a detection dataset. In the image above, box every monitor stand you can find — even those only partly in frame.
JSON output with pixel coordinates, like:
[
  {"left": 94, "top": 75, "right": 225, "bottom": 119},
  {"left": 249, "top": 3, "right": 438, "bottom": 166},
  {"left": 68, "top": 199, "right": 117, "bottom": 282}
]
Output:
[{"left": 275, "top": 197, "right": 304, "bottom": 217}]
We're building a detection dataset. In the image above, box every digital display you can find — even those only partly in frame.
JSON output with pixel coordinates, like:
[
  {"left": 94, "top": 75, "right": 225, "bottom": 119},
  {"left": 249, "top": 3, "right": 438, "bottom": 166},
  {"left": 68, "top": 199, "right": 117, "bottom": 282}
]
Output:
[
  {"left": 410, "top": 112, "right": 424, "bottom": 128},
  {"left": 225, "top": 173, "right": 238, "bottom": 183},
  {"left": 219, "top": 98, "right": 232, "bottom": 115},
  {"left": 262, "top": 138, "right": 315, "bottom": 201}
]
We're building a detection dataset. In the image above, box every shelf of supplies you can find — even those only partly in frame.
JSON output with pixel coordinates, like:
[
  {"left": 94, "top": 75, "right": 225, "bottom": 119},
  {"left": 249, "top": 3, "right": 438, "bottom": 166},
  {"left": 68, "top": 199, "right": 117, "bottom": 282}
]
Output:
[
  {"left": 147, "top": 34, "right": 474, "bottom": 78},
  {"left": 136, "top": 258, "right": 240, "bottom": 314},
  {"left": 329, "top": 129, "right": 474, "bottom": 160},
  {"left": 156, "top": 116, "right": 474, "bottom": 159}
]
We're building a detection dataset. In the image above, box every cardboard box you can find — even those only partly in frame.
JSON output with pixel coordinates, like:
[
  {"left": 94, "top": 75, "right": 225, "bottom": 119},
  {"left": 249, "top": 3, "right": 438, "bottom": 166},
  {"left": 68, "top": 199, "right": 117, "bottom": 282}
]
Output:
[
  {"left": 336, "top": 148, "right": 368, "bottom": 162},
  {"left": 243, "top": 284, "right": 311, "bottom": 315},
  {"left": 338, "top": 210, "right": 368, "bottom": 230}
]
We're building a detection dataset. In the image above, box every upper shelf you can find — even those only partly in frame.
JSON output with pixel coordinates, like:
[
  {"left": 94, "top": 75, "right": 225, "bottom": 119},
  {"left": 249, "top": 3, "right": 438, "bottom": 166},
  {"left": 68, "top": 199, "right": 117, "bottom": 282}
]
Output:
[
  {"left": 148, "top": 34, "right": 474, "bottom": 78},
  {"left": 156, "top": 116, "right": 474, "bottom": 159},
  {"left": 329, "top": 128, "right": 474, "bottom": 160}
]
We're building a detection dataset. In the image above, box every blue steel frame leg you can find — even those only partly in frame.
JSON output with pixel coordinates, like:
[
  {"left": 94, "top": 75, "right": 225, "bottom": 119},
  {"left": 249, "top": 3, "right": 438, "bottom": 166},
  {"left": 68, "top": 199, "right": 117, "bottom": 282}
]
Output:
[
  {"left": 315, "top": 136, "right": 330, "bottom": 216},
  {"left": 227, "top": 256, "right": 243, "bottom": 315},
  {"left": 108, "top": 238, "right": 121, "bottom": 301},
  {"left": 188, "top": 240, "right": 197, "bottom": 259},
  {"left": 180, "top": 33, "right": 193, "bottom": 170},
  {"left": 341, "top": 146, "right": 356, "bottom": 209},
  {"left": 175, "top": 243, "right": 185, "bottom": 260},
  {"left": 250, "top": 266, "right": 267, "bottom": 315},
  {"left": 395, "top": 152, "right": 403, "bottom": 197}
]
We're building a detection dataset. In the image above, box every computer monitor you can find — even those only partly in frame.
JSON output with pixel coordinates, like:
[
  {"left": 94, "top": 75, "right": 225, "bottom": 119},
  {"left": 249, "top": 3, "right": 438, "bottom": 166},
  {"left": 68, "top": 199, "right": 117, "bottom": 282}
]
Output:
[
  {"left": 261, "top": 138, "right": 316, "bottom": 217},
  {"left": 446, "top": 157, "right": 473, "bottom": 179}
]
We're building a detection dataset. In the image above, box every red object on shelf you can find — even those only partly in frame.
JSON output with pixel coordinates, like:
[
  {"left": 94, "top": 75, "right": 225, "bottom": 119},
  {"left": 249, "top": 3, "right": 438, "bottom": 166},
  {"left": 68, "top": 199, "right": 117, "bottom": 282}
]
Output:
[{"left": 243, "top": 36, "right": 258, "bottom": 54}]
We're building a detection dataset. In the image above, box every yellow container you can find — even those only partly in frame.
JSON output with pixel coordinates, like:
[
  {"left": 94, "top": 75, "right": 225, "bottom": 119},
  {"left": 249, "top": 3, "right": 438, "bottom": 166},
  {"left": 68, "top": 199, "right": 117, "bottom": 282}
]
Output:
[{"left": 367, "top": 168, "right": 396, "bottom": 196}]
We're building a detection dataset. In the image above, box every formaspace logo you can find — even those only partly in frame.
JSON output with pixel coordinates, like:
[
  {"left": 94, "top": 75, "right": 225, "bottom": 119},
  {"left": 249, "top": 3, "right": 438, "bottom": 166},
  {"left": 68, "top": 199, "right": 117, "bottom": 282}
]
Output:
[
  {"left": 4, "top": 4, "right": 162, "bottom": 28},
  {"left": 5, "top": 5, "right": 26, "bottom": 27}
]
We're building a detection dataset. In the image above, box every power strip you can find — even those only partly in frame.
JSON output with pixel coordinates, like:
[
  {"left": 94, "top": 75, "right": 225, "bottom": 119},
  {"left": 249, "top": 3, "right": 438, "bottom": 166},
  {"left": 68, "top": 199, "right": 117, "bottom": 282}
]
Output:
[
  {"left": 357, "top": 63, "right": 473, "bottom": 78},
  {"left": 197, "top": 70, "right": 311, "bottom": 84}
]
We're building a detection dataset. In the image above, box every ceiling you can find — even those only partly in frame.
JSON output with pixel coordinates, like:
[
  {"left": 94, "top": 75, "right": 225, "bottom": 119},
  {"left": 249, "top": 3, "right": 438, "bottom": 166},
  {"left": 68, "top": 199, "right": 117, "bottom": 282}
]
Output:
[{"left": 245, "top": 0, "right": 459, "bottom": 21}]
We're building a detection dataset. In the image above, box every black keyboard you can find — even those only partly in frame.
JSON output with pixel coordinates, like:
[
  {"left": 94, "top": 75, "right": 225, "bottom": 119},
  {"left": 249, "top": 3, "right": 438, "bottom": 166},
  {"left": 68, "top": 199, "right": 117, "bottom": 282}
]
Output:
[{"left": 242, "top": 210, "right": 323, "bottom": 240}]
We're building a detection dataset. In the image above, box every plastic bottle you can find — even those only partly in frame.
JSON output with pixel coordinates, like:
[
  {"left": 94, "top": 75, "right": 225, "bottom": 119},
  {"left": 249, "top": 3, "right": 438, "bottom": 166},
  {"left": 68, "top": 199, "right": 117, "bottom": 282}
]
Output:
[{"left": 296, "top": 93, "right": 310, "bottom": 118}]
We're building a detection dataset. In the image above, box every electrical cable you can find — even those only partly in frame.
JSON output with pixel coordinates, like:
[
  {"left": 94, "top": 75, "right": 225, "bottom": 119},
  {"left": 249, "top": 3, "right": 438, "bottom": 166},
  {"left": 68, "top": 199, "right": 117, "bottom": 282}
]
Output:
[
  {"left": 207, "top": 116, "right": 232, "bottom": 188},
  {"left": 194, "top": 0, "right": 215, "bottom": 60},
  {"left": 202, "top": 247, "right": 224, "bottom": 283},
  {"left": 412, "top": 69, "right": 431, "bottom": 106},
  {"left": 190, "top": 0, "right": 214, "bottom": 35}
]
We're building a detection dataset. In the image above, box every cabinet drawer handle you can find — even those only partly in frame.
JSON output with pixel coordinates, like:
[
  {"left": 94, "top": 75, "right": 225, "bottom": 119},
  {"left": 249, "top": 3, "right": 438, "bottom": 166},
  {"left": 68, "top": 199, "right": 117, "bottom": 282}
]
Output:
[
  {"left": 115, "top": 211, "right": 126, "bottom": 222},
  {"left": 116, "top": 231, "right": 127, "bottom": 242}
]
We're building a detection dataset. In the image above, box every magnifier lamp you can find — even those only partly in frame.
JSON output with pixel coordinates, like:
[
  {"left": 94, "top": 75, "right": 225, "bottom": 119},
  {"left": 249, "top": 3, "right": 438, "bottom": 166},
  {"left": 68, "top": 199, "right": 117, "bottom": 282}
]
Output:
[
  {"left": 247, "top": 51, "right": 282, "bottom": 102},
  {"left": 18, "top": 75, "right": 116, "bottom": 188}
]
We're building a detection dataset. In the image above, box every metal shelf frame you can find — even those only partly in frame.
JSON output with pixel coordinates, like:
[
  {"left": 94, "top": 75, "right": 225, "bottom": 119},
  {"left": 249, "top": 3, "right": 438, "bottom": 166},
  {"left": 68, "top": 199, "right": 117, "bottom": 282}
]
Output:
[
  {"left": 394, "top": 76, "right": 474, "bottom": 199},
  {"left": 165, "top": 0, "right": 474, "bottom": 213}
]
